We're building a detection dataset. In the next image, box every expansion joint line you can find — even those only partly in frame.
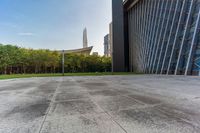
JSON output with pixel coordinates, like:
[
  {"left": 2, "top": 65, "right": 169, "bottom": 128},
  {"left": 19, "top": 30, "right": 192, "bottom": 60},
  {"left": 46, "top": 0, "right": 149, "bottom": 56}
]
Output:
[
  {"left": 76, "top": 81, "right": 128, "bottom": 133},
  {"left": 38, "top": 78, "right": 62, "bottom": 133},
  {"left": 101, "top": 109, "right": 128, "bottom": 133}
]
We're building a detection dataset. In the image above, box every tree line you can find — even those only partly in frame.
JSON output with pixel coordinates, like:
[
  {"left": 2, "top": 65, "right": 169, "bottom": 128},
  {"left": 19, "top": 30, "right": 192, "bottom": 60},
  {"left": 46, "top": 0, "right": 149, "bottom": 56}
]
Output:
[{"left": 0, "top": 44, "right": 111, "bottom": 74}]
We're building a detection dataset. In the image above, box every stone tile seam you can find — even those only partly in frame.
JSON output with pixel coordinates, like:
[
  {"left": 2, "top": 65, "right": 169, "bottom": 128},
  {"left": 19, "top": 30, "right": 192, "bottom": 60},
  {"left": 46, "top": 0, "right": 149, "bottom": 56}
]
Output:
[
  {"left": 52, "top": 97, "right": 91, "bottom": 103},
  {"left": 38, "top": 78, "right": 63, "bottom": 133},
  {"left": 43, "top": 112, "right": 108, "bottom": 122},
  {"left": 75, "top": 82, "right": 128, "bottom": 133},
  {"left": 156, "top": 108, "right": 200, "bottom": 131}
]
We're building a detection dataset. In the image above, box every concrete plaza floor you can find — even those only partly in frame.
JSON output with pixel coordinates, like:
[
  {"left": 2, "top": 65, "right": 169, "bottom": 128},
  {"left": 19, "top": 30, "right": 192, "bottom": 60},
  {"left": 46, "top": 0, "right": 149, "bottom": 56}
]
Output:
[{"left": 0, "top": 75, "right": 200, "bottom": 133}]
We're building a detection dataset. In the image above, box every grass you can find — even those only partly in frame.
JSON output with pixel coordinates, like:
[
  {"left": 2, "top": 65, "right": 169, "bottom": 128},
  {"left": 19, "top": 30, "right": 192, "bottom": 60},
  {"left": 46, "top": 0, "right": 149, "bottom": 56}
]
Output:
[{"left": 0, "top": 72, "right": 139, "bottom": 80}]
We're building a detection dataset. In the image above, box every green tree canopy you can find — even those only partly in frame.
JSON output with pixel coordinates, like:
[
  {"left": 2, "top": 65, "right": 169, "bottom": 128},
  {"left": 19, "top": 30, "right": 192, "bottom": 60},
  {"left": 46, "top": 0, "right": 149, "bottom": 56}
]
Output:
[{"left": 0, "top": 44, "right": 111, "bottom": 74}]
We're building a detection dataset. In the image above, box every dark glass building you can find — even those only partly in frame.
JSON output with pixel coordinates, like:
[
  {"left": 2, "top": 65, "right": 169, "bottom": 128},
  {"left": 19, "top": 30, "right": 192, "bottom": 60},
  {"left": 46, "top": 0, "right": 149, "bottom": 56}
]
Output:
[
  {"left": 104, "top": 34, "right": 111, "bottom": 57},
  {"left": 112, "top": 0, "right": 200, "bottom": 76}
]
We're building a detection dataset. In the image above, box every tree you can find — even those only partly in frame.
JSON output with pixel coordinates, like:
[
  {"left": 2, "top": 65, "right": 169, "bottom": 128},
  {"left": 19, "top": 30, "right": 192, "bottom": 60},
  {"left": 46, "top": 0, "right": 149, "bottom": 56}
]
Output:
[{"left": 0, "top": 44, "right": 112, "bottom": 74}]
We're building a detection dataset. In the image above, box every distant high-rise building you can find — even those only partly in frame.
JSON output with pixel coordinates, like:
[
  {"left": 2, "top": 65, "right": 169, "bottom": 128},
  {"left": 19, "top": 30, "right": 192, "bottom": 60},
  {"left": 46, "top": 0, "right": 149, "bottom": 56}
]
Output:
[
  {"left": 109, "top": 22, "right": 113, "bottom": 58},
  {"left": 104, "top": 34, "right": 111, "bottom": 57},
  {"left": 56, "top": 27, "right": 93, "bottom": 55},
  {"left": 83, "top": 28, "right": 88, "bottom": 48}
]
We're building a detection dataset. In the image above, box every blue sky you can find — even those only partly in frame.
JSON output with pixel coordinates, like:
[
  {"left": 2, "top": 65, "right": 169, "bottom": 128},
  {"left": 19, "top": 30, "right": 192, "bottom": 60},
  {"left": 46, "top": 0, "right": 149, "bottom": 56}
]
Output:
[{"left": 0, "top": 0, "right": 112, "bottom": 55}]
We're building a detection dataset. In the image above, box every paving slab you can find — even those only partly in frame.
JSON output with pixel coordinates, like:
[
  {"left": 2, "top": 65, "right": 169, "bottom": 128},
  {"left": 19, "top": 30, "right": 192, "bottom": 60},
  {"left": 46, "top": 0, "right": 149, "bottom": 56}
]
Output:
[
  {"left": 0, "top": 75, "right": 200, "bottom": 133},
  {"left": 40, "top": 114, "right": 126, "bottom": 133}
]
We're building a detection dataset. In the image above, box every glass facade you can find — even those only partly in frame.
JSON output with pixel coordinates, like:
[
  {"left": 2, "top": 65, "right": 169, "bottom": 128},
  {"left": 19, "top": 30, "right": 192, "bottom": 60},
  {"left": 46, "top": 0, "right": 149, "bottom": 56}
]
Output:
[{"left": 126, "top": 0, "right": 200, "bottom": 75}]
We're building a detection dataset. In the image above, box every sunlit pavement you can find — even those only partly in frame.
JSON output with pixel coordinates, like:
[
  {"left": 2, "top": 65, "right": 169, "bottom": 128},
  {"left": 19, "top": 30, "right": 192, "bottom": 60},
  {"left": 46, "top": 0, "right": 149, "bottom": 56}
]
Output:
[{"left": 0, "top": 75, "right": 200, "bottom": 133}]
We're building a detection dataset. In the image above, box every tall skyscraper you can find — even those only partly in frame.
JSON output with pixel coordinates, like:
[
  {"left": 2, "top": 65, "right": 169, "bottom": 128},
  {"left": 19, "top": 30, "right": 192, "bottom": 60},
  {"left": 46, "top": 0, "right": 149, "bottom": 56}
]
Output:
[
  {"left": 104, "top": 34, "right": 111, "bottom": 57},
  {"left": 109, "top": 22, "right": 113, "bottom": 58},
  {"left": 83, "top": 28, "right": 88, "bottom": 48},
  {"left": 56, "top": 27, "right": 93, "bottom": 56}
]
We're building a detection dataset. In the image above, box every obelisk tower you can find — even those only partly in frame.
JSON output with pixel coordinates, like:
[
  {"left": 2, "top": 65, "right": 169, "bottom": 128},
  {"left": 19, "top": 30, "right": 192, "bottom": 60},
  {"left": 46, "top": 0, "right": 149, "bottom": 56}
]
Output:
[{"left": 83, "top": 28, "right": 88, "bottom": 48}]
